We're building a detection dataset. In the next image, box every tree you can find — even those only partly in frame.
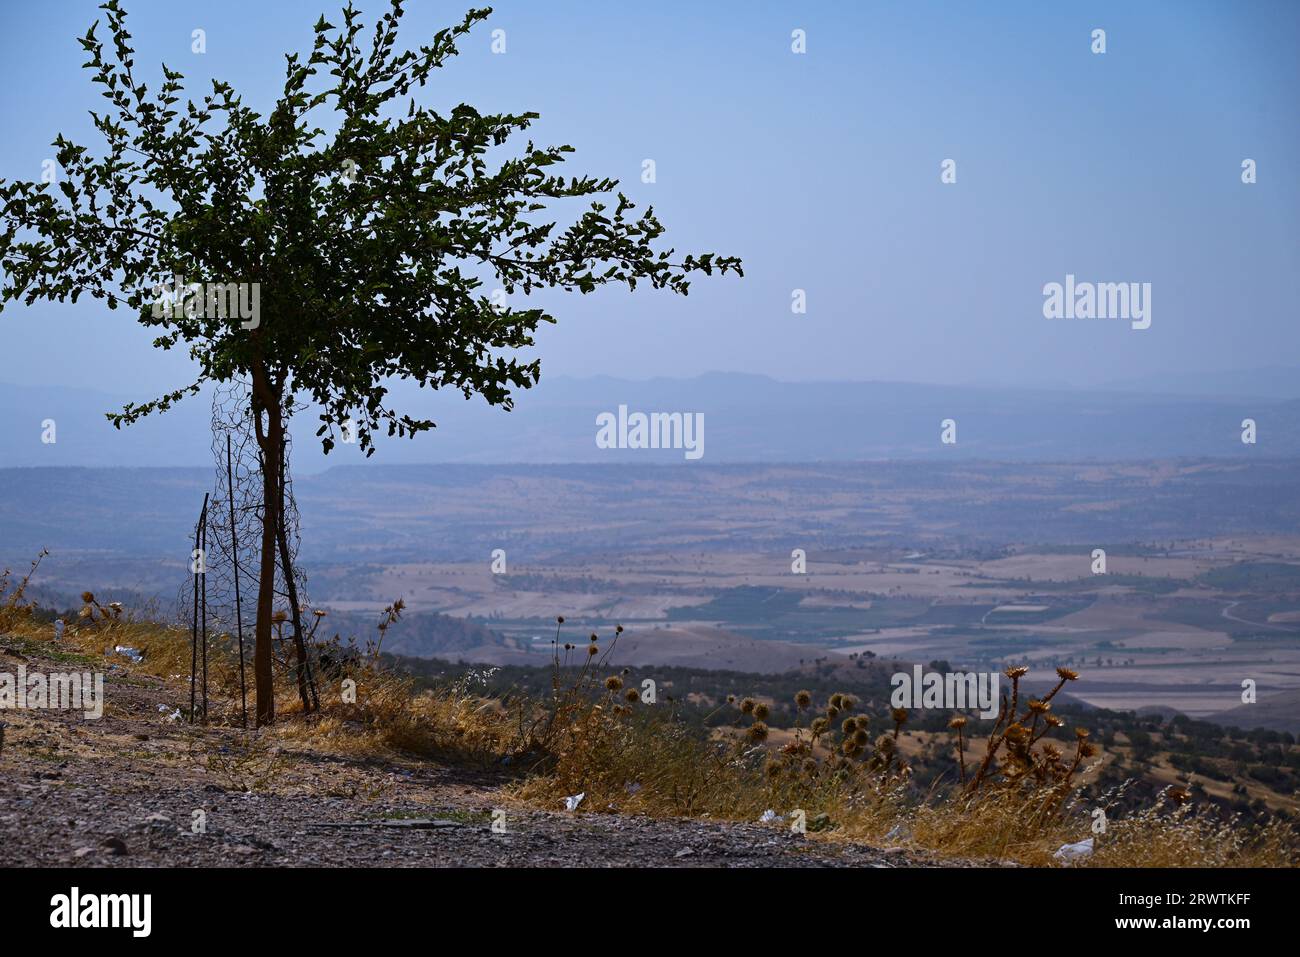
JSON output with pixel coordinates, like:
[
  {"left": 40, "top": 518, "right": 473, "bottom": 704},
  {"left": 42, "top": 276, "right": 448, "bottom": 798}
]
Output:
[{"left": 0, "top": 1, "right": 741, "bottom": 725}]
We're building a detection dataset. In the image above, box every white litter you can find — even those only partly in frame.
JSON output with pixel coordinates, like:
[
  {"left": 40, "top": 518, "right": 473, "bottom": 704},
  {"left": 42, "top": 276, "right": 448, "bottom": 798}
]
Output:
[
  {"left": 113, "top": 645, "right": 143, "bottom": 663},
  {"left": 563, "top": 792, "right": 585, "bottom": 812},
  {"left": 53, "top": 619, "right": 65, "bottom": 640},
  {"left": 1053, "top": 837, "right": 1094, "bottom": 863},
  {"left": 758, "top": 809, "right": 784, "bottom": 824}
]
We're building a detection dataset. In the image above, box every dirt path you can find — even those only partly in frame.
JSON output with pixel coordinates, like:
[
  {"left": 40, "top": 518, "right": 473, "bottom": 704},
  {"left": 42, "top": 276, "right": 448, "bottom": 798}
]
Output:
[{"left": 0, "top": 635, "right": 974, "bottom": 868}]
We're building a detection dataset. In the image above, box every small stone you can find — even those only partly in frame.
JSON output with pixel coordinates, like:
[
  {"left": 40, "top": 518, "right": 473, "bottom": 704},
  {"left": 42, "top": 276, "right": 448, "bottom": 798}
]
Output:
[
  {"left": 674, "top": 847, "right": 694, "bottom": 858},
  {"left": 73, "top": 847, "right": 95, "bottom": 858},
  {"left": 101, "top": 836, "right": 128, "bottom": 856}
]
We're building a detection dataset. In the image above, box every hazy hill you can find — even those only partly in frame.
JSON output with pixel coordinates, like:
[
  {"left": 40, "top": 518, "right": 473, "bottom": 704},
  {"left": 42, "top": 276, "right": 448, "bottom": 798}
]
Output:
[
  {"left": 1206, "top": 691, "right": 1300, "bottom": 735},
  {"left": 3, "top": 372, "right": 1299, "bottom": 469}
]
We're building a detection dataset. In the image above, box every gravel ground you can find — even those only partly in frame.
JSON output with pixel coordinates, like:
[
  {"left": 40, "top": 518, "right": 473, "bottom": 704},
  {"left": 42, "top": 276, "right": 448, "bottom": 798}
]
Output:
[{"left": 0, "top": 636, "right": 977, "bottom": 868}]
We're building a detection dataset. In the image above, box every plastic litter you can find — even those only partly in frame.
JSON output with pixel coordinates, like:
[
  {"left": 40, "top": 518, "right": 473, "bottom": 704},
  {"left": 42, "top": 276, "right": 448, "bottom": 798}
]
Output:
[{"left": 1053, "top": 837, "right": 1094, "bottom": 863}]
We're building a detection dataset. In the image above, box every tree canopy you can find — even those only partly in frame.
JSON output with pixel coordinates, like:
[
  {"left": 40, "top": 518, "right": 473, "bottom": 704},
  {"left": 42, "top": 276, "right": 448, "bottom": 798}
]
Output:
[{"left": 0, "top": 0, "right": 742, "bottom": 453}]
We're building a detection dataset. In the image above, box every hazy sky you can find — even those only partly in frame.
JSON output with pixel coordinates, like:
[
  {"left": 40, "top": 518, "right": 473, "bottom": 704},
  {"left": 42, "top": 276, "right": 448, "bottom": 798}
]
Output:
[{"left": 1, "top": 0, "right": 1297, "bottom": 397}]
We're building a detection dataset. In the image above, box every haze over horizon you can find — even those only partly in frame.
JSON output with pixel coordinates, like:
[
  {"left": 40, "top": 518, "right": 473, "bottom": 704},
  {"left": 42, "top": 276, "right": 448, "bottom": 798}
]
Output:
[{"left": 3, "top": 369, "right": 1298, "bottom": 470}]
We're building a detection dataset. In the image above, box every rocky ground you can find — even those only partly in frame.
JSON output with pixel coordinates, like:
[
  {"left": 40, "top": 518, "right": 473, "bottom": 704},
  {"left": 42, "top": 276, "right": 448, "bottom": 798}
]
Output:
[{"left": 0, "top": 634, "right": 975, "bottom": 868}]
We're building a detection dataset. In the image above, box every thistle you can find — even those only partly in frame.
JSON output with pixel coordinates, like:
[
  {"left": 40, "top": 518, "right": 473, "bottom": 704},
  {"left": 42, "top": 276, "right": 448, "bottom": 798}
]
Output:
[
  {"left": 949, "top": 715, "right": 968, "bottom": 783},
  {"left": 890, "top": 707, "right": 909, "bottom": 739}
]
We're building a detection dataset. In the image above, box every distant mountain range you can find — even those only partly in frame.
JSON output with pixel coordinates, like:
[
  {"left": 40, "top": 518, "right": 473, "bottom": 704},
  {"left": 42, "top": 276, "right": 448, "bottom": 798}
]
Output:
[
  {"left": 2, "top": 370, "right": 1298, "bottom": 470},
  {"left": 1100, "top": 366, "right": 1300, "bottom": 400}
]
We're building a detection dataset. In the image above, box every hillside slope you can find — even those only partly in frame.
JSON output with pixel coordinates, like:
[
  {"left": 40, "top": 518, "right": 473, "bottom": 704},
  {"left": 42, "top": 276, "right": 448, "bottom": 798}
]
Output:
[{"left": 0, "top": 633, "right": 965, "bottom": 868}]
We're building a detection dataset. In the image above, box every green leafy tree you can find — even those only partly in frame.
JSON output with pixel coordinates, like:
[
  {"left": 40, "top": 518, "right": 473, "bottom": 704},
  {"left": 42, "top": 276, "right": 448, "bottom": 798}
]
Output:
[{"left": 0, "top": 1, "right": 741, "bottom": 724}]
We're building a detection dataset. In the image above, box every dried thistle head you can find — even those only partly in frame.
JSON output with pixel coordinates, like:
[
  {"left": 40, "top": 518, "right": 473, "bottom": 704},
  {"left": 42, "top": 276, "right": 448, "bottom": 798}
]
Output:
[
  {"left": 1005, "top": 666, "right": 1029, "bottom": 680},
  {"left": 839, "top": 695, "right": 855, "bottom": 712},
  {"left": 556, "top": 616, "right": 565, "bottom": 624},
  {"left": 615, "top": 624, "right": 624, "bottom": 634},
  {"left": 875, "top": 733, "right": 896, "bottom": 754},
  {"left": 794, "top": 690, "right": 813, "bottom": 710},
  {"left": 1074, "top": 727, "right": 1090, "bottom": 740},
  {"left": 739, "top": 697, "right": 756, "bottom": 715},
  {"left": 1055, "top": 667, "right": 1079, "bottom": 681},
  {"left": 1028, "top": 698, "right": 1049, "bottom": 714},
  {"left": 948, "top": 715, "right": 968, "bottom": 730},
  {"left": 81, "top": 591, "right": 95, "bottom": 604},
  {"left": 841, "top": 717, "right": 856, "bottom": 736},
  {"left": 746, "top": 722, "right": 769, "bottom": 744},
  {"left": 810, "top": 717, "right": 829, "bottom": 736},
  {"left": 891, "top": 707, "right": 909, "bottom": 727},
  {"left": 587, "top": 644, "right": 599, "bottom": 656},
  {"left": 624, "top": 688, "right": 640, "bottom": 703},
  {"left": 828, "top": 693, "right": 844, "bottom": 710},
  {"left": 826, "top": 706, "right": 840, "bottom": 721},
  {"left": 753, "top": 703, "right": 770, "bottom": 721},
  {"left": 604, "top": 676, "right": 624, "bottom": 692}
]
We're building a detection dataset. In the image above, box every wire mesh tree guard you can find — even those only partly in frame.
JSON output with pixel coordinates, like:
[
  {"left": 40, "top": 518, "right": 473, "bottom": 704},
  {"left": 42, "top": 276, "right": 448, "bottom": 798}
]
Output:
[{"left": 179, "top": 379, "right": 319, "bottom": 724}]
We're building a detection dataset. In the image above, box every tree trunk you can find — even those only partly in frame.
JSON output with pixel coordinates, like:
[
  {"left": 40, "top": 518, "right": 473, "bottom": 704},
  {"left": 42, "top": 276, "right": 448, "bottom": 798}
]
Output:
[
  {"left": 276, "top": 444, "right": 317, "bottom": 713},
  {"left": 251, "top": 362, "right": 282, "bottom": 726}
]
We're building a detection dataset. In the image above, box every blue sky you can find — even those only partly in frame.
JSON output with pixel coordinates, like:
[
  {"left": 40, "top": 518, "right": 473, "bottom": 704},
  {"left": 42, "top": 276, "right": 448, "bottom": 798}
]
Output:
[{"left": 1, "top": 0, "right": 1297, "bottom": 397}]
